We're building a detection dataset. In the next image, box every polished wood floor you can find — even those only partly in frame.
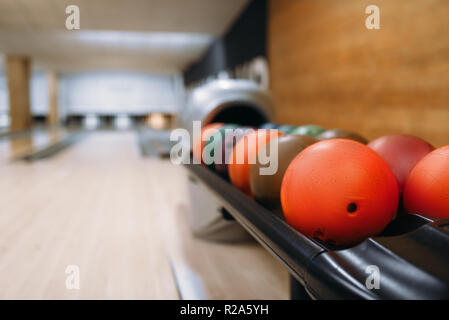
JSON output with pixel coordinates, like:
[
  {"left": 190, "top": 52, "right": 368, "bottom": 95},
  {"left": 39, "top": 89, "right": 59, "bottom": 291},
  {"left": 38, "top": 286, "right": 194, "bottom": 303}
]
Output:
[{"left": 0, "top": 131, "right": 288, "bottom": 299}]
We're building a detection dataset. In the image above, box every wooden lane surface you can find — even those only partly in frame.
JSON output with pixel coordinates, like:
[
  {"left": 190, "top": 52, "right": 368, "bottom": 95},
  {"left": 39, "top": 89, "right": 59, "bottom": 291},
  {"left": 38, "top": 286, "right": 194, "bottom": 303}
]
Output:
[{"left": 0, "top": 131, "right": 288, "bottom": 299}]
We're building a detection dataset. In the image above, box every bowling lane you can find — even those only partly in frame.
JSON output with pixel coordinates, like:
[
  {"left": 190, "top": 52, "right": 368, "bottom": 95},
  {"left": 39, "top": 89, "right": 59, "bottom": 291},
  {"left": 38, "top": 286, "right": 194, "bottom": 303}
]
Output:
[
  {"left": 0, "top": 131, "right": 287, "bottom": 299},
  {"left": 0, "top": 127, "right": 71, "bottom": 163}
]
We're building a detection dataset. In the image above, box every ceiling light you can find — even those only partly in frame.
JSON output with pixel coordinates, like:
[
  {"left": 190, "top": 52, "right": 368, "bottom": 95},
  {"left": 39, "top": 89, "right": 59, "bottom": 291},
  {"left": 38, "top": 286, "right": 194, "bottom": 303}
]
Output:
[{"left": 73, "top": 31, "right": 213, "bottom": 49}]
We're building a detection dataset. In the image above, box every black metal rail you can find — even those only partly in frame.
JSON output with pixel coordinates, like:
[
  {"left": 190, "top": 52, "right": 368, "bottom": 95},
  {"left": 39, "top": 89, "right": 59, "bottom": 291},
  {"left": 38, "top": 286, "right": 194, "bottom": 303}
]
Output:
[{"left": 185, "top": 163, "right": 449, "bottom": 299}]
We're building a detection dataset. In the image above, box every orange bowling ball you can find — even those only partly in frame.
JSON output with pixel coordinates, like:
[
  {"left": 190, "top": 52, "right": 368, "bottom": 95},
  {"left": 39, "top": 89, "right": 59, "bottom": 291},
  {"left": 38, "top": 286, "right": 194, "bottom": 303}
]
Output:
[
  {"left": 192, "top": 122, "right": 224, "bottom": 163},
  {"left": 228, "top": 129, "right": 283, "bottom": 195},
  {"left": 281, "top": 139, "right": 398, "bottom": 246},
  {"left": 403, "top": 145, "right": 449, "bottom": 218}
]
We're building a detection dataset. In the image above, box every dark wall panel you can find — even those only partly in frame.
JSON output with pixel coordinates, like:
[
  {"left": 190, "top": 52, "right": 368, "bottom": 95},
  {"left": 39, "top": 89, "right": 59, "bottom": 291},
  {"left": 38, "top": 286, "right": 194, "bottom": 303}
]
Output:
[{"left": 183, "top": 0, "right": 267, "bottom": 86}]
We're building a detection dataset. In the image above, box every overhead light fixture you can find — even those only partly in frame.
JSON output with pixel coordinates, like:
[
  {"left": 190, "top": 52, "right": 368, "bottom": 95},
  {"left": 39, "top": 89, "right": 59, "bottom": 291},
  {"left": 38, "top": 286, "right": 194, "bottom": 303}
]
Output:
[{"left": 73, "top": 31, "right": 213, "bottom": 49}]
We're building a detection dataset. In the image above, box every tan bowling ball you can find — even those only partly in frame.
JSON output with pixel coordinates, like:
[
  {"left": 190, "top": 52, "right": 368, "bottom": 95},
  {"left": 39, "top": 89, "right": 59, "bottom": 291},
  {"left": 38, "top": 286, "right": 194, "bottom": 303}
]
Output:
[
  {"left": 249, "top": 135, "right": 318, "bottom": 217},
  {"left": 317, "top": 128, "right": 368, "bottom": 144}
]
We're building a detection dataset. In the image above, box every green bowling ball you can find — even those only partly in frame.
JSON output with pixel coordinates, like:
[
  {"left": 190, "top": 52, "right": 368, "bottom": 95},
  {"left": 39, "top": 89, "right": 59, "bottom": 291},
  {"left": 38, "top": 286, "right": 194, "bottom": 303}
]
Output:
[
  {"left": 290, "top": 124, "right": 325, "bottom": 137},
  {"left": 203, "top": 124, "right": 239, "bottom": 169},
  {"left": 260, "top": 123, "right": 279, "bottom": 130},
  {"left": 277, "top": 124, "right": 296, "bottom": 134},
  {"left": 214, "top": 126, "right": 254, "bottom": 178}
]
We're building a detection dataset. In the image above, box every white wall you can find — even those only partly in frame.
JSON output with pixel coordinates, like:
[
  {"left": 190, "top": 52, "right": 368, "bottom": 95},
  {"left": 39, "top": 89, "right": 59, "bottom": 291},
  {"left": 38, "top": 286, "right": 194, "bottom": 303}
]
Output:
[
  {"left": 30, "top": 70, "right": 49, "bottom": 115},
  {"left": 0, "top": 70, "right": 8, "bottom": 114},
  {"left": 0, "top": 69, "right": 8, "bottom": 127},
  {"left": 0, "top": 70, "right": 183, "bottom": 119},
  {"left": 59, "top": 72, "right": 181, "bottom": 115}
]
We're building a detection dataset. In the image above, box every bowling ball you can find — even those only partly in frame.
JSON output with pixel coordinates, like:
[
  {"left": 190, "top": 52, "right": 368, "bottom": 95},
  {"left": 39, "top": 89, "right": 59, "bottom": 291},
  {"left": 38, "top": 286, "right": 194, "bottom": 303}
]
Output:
[
  {"left": 193, "top": 122, "right": 224, "bottom": 163},
  {"left": 368, "top": 134, "right": 434, "bottom": 193},
  {"left": 250, "top": 135, "right": 318, "bottom": 216},
  {"left": 260, "top": 123, "right": 279, "bottom": 130},
  {"left": 228, "top": 129, "right": 283, "bottom": 195},
  {"left": 202, "top": 124, "right": 239, "bottom": 169},
  {"left": 214, "top": 127, "right": 253, "bottom": 178},
  {"left": 403, "top": 145, "right": 449, "bottom": 218},
  {"left": 277, "top": 125, "right": 296, "bottom": 134},
  {"left": 317, "top": 128, "right": 368, "bottom": 144},
  {"left": 281, "top": 139, "right": 398, "bottom": 246},
  {"left": 290, "top": 124, "right": 325, "bottom": 137}
]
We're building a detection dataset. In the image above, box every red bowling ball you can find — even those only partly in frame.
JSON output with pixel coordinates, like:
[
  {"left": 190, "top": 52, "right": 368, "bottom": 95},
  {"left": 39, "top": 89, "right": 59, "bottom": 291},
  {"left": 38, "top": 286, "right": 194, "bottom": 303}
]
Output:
[{"left": 368, "top": 134, "right": 434, "bottom": 193}]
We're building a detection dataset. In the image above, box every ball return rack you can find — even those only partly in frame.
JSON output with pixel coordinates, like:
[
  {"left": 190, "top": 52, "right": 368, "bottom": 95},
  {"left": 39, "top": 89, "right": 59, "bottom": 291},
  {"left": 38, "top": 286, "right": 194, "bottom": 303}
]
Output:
[{"left": 184, "top": 163, "right": 449, "bottom": 299}]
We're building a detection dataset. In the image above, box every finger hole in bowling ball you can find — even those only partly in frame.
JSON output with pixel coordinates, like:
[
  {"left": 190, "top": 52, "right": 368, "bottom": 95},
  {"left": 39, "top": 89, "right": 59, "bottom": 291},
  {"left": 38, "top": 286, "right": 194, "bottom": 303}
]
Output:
[{"left": 346, "top": 202, "right": 358, "bottom": 215}]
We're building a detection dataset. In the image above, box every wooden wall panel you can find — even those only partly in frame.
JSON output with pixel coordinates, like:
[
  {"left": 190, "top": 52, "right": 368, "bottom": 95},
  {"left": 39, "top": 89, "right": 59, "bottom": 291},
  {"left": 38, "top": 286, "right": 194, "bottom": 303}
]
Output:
[
  {"left": 6, "top": 56, "right": 32, "bottom": 131},
  {"left": 47, "top": 71, "right": 59, "bottom": 126},
  {"left": 268, "top": 0, "right": 449, "bottom": 146}
]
